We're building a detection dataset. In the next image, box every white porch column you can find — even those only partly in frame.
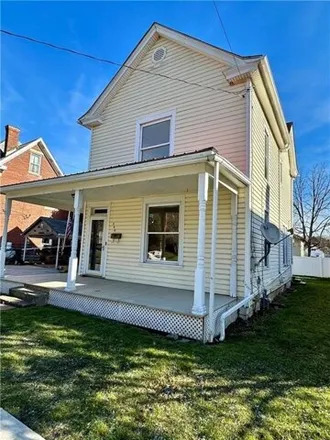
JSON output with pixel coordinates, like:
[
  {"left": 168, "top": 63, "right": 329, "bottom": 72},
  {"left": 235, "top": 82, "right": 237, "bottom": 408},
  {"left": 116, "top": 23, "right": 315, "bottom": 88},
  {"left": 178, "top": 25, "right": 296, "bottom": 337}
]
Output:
[
  {"left": 22, "top": 236, "right": 28, "bottom": 262},
  {"left": 208, "top": 161, "right": 220, "bottom": 341},
  {"left": 230, "top": 192, "right": 238, "bottom": 297},
  {"left": 0, "top": 198, "right": 12, "bottom": 278},
  {"left": 192, "top": 172, "right": 209, "bottom": 315},
  {"left": 65, "top": 190, "right": 83, "bottom": 291}
]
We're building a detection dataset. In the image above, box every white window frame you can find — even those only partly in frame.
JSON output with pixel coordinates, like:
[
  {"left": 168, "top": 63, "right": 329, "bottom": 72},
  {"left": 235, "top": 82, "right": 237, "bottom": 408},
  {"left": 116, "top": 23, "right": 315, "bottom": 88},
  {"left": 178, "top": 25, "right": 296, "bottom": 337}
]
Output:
[
  {"left": 264, "top": 129, "right": 269, "bottom": 181},
  {"left": 140, "top": 195, "right": 184, "bottom": 266},
  {"left": 135, "top": 110, "right": 176, "bottom": 162},
  {"left": 29, "top": 151, "right": 42, "bottom": 175}
]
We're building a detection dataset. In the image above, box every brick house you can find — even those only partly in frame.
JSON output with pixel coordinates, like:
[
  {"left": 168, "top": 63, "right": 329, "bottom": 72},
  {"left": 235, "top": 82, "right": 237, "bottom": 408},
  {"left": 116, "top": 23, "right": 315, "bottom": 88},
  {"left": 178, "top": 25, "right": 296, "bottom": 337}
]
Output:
[{"left": 0, "top": 125, "right": 65, "bottom": 248}]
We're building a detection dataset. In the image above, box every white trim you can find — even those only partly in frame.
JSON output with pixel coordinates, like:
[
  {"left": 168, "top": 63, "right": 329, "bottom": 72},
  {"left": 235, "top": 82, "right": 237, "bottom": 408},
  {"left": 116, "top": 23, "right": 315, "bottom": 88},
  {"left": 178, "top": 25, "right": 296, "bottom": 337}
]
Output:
[
  {"left": 66, "top": 190, "right": 83, "bottom": 291},
  {"left": 244, "top": 186, "right": 252, "bottom": 297},
  {"left": 140, "top": 194, "right": 184, "bottom": 266},
  {"left": 0, "top": 138, "right": 63, "bottom": 176},
  {"left": 85, "top": 213, "right": 109, "bottom": 277},
  {"left": 0, "top": 198, "right": 12, "bottom": 278},
  {"left": 78, "top": 23, "right": 259, "bottom": 127},
  {"left": 245, "top": 79, "right": 252, "bottom": 179},
  {"left": 83, "top": 203, "right": 110, "bottom": 276},
  {"left": 135, "top": 110, "right": 176, "bottom": 161},
  {"left": 208, "top": 161, "right": 219, "bottom": 341},
  {"left": 2, "top": 151, "right": 250, "bottom": 199},
  {"left": 230, "top": 192, "right": 238, "bottom": 297},
  {"left": 192, "top": 172, "right": 208, "bottom": 315},
  {"left": 29, "top": 150, "right": 42, "bottom": 176},
  {"left": 264, "top": 127, "right": 270, "bottom": 181}
]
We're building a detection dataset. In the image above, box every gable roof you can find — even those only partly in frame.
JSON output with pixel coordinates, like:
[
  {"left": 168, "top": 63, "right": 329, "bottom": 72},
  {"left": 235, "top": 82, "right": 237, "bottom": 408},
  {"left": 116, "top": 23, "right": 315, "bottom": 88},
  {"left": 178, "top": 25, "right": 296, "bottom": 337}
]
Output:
[
  {"left": 23, "top": 216, "right": 67, "bottom": 237},
  {"left": 78, "top": 22, "right": 263, "bottom": 128},
  {"left": 0, "top": 138, "right": 63, "bottom": 176},
  {"left": 77, "top": 22, "right": 298, "bottom": 178}
]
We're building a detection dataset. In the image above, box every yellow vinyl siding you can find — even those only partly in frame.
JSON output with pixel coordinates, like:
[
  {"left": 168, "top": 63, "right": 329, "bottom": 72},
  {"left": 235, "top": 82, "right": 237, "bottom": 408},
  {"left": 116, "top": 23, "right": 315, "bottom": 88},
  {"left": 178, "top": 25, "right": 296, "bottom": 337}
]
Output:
[
  {"left": 90, "top": 37, "right": 247, "bottom": 174},
  {"left": 80, "top": 185, "right": 245, "bottom": 297},
  {"left": 250, "top": 87, "right": 292, "bottom": 288}
]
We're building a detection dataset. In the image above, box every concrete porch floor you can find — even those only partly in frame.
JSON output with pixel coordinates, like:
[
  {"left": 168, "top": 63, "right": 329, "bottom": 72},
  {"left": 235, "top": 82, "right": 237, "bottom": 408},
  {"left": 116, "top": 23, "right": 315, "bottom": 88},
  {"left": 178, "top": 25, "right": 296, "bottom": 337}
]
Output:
[{"left": 2, "top": 265, "right": 236, "bottom": 316}]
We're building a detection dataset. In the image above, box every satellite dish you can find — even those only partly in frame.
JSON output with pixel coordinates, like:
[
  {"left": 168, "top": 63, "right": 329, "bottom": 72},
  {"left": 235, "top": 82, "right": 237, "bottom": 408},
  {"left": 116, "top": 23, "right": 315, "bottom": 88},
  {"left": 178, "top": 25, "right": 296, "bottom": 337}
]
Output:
[{"left": 261, "top": 222, "right": 281, "bottom": 244}]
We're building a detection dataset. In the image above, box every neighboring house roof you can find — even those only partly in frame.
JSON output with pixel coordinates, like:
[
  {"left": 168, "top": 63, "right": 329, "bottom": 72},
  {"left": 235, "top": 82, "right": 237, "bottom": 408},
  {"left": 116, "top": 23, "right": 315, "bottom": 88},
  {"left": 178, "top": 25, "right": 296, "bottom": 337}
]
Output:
[
  {"left": 77, "top": 22, "right": 298, "bottom": 178},
  {"left": 0, "top": 137, "right": 63, "bottom": 176},
  {"left": 23, "top": 216, "right": 67, "bottom": 236}
]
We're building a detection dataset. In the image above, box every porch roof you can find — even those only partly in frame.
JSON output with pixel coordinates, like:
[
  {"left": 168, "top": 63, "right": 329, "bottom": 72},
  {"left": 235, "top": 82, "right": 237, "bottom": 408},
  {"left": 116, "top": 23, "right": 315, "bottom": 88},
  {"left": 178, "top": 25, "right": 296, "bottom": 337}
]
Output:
[{"left": 0, "top": 148, "right": 249, "bottom": 210}]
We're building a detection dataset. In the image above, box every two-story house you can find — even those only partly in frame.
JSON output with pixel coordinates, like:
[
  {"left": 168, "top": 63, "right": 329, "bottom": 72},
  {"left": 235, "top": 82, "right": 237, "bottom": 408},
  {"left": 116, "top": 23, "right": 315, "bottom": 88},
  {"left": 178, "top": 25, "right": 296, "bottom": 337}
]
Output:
[
  {"left": 0, "top": 24, "right": 297, "bottom": 342},
  {"left": 0, "top": 125, "right": 64, "bottom": 249}
]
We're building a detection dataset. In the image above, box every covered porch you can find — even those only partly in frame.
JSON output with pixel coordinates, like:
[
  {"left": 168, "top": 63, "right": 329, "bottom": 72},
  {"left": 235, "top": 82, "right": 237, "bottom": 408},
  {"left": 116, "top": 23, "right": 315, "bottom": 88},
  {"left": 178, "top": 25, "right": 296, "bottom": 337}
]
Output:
[
  {"left": 0, "top": 149, "right": 250, "bottom": 341},
  {"left": 2, "top": 265, "right": 237, "bottom": 341}
]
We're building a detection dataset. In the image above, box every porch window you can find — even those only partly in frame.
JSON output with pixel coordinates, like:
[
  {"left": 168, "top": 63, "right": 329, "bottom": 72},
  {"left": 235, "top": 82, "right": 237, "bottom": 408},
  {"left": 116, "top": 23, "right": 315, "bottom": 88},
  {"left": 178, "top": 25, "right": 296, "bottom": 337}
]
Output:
[
  {"left": 145, "top": 204, "right": 180, "bottom": 264},
  {"left": 29, "top": 152, "right": 42, "bottom": 175},
  {"left": 136, "top": 111, "right": 175, "bottom": 161}
]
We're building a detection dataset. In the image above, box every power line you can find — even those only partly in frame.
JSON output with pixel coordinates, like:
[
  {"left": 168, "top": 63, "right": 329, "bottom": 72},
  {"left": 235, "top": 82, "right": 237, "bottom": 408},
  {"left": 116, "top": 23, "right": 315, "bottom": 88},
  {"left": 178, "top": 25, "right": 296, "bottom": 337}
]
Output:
[
  {"left": 212, "top": 1, "right": 242, "bottom": 77},
  {"left": 0, "top": 28, "right": 245, "bottom": 98}
]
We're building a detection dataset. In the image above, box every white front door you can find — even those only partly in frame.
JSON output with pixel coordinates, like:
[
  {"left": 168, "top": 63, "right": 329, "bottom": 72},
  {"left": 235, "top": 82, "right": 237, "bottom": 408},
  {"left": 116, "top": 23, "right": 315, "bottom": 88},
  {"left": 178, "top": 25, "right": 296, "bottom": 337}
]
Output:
[{"left": 86, "top": 215, "right": 107, "bottom": 276}]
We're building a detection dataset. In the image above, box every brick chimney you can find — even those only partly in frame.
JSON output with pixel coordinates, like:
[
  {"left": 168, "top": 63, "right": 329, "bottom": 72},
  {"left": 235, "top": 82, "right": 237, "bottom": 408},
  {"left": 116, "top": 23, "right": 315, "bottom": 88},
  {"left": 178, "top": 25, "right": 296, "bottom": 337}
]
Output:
[{"left": 4, "top": 125, "right": 20, "bottom": 155}]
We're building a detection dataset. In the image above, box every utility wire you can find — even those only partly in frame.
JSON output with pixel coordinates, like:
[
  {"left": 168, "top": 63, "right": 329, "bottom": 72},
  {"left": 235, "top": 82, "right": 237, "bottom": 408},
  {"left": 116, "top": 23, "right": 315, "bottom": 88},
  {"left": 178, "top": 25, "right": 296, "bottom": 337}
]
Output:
[
  {"left": 1, "top": 28, "right": 245, "bottom": 97},
  {"left": 212, "top": 1, "right": 242, "bottom": 77}
]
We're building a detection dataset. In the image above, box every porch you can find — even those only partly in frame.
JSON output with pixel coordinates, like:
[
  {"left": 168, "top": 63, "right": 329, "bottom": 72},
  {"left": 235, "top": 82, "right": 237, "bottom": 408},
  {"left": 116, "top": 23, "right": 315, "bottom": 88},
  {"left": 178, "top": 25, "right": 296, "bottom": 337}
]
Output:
[
  {"left": 0, "top": 149, "right": 250, "bottom": 341},
  {"left": 2, "top": 265, "right": 237, "bottom": 341}
]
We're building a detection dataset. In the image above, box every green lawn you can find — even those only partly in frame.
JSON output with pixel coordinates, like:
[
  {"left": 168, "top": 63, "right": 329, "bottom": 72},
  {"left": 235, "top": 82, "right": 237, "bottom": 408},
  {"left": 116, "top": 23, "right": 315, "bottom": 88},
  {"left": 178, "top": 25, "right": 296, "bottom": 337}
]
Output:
[{"left": 1, "top": 279, "right": 330, "bottom": 440}]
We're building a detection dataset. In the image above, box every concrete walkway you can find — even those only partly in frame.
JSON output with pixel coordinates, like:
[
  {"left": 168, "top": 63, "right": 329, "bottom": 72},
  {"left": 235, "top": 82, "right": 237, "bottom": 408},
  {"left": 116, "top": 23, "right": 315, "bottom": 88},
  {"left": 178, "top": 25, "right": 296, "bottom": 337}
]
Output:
[{"left": 0, "top": 408, "right": 45, "bottom": 440}]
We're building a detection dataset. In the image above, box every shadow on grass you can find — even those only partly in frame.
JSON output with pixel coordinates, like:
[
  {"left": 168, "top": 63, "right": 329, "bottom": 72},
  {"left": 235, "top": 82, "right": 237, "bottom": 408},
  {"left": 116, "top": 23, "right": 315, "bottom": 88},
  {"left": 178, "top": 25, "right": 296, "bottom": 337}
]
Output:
[{"left": 1, "top": 278, "right": 330, "bottom": 439}]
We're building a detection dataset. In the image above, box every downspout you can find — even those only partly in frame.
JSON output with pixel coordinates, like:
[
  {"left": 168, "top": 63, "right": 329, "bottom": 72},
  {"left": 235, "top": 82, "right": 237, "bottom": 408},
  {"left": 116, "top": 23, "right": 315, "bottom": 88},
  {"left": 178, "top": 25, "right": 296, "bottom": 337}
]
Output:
[
  {"left": 244, "top": 79, "right": 253, "bottom": 297},
  {"left": 218, "top": 267, "right": 290, "bottom": 341},
  {"left": 208, "top": 160, "right": 220, "bottom": 342}
]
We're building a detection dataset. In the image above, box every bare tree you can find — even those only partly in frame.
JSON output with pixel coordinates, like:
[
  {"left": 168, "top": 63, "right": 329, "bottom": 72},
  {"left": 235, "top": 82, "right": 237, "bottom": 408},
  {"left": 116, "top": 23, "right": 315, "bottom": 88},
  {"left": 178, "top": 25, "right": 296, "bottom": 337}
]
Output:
[{"left": 294, "top": 163, "right": 330, "bottom": 256}]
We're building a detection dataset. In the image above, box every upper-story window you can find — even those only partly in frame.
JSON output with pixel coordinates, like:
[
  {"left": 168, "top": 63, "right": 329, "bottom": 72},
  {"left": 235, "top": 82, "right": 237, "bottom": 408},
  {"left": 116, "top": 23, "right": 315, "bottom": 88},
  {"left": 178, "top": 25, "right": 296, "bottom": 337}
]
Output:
[
  {"left": 29, "top": 152, "right": 42, "bottom": 175},
  {"left": 136, "top": 111, "right": 175, "bottom": 161},
  {"left": 264, "top": 130, "right": 269, "bottom": 180}
]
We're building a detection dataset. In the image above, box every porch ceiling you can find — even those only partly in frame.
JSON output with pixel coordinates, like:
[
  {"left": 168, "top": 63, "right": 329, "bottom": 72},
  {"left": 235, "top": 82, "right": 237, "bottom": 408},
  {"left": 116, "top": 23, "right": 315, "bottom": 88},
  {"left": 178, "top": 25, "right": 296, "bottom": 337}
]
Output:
[{"left": 4, "top": 172, "right": 202, "bottom": 211}]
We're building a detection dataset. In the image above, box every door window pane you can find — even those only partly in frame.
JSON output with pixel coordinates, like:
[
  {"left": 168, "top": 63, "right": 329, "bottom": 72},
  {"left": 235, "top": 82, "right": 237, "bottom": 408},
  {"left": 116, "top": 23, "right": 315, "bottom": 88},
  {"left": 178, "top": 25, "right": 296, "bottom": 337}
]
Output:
[{"left": 89, "top": 219, "right": 104, "bottom": 271}]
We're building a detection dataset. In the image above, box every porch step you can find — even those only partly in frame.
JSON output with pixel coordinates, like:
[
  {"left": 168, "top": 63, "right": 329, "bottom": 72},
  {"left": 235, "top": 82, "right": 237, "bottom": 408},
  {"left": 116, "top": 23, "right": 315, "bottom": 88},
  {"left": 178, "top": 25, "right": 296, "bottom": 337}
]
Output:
[
  {"left": 0, "top": 295, "right": 33, "bottom": 308},
  {"left": 9, "top": 286, "right": 48, "bottom": 306}
]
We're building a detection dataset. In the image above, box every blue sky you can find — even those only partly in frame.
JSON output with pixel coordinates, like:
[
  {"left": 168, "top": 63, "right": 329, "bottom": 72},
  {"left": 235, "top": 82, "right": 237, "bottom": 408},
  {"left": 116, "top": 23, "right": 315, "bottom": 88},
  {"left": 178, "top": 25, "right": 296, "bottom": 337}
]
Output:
[{"left": 1, "top": 1, "right": 329, "bottom": 174}]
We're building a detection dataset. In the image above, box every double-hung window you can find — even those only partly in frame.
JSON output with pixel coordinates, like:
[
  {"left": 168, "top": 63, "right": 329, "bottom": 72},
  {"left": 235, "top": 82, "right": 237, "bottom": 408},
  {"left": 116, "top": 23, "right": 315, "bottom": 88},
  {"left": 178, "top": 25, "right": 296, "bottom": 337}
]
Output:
[
  {"left": 144, "top": 202, "right": 181, "bottom": 264},
  {"left": 136, "top": 111, "right": 175, "bottom": 161},
  {"left": 29, "top": 152, "right": 42, "bottom": 175}
]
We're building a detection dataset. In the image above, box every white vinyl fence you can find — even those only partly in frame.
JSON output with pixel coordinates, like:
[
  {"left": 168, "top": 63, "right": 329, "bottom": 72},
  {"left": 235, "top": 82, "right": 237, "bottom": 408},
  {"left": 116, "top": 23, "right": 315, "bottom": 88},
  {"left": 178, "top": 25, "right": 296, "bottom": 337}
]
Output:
[{"left": 293, "top": 256, "right": 330, "bottom": 278}]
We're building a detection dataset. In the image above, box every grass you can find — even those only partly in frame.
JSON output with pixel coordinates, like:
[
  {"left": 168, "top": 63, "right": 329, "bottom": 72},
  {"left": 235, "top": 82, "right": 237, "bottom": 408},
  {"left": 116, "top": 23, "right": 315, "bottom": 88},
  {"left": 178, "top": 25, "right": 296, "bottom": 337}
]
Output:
[{"left": 1, "top": 278, "right": 330, "bottom": 440}]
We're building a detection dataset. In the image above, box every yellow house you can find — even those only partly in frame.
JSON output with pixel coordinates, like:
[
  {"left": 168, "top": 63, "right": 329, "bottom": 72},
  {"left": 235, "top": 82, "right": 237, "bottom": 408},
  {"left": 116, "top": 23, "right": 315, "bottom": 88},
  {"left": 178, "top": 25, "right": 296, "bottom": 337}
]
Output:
[{"left": 0, "top": 23, "right": 298, "bottom": 342}]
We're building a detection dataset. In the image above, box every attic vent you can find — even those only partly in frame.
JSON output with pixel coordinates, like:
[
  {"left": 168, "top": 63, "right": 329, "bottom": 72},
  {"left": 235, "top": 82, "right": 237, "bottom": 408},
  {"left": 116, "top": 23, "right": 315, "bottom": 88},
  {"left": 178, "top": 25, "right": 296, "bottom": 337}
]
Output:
[{"left": 152, "top": 47, "right": 166, "bottom": 64}]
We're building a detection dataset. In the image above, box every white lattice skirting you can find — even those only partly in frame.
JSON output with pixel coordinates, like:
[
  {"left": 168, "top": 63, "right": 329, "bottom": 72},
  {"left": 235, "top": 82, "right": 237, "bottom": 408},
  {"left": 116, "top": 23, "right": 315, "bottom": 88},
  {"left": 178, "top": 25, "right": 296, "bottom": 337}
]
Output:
[{"left": 49, "top": 290, "right": 205, "bottom": 341}]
